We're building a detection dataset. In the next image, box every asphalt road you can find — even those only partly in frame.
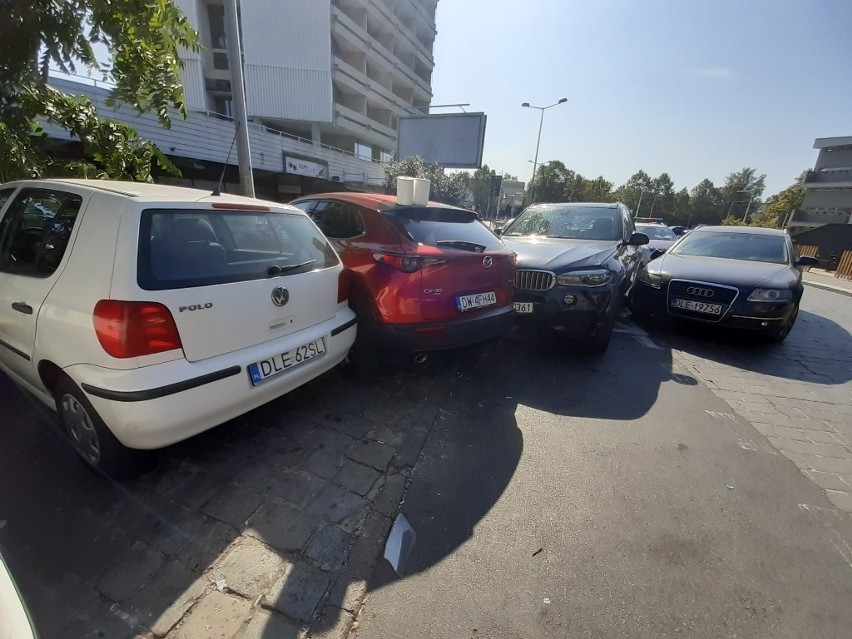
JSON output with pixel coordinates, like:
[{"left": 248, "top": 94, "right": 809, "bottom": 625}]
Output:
[{"left": 356, "top": 288, "right": 852, "bottom": 639}]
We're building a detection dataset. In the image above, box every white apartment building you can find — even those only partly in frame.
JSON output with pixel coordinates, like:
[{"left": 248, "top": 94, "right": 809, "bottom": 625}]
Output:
[
  {"left": 787, "top": 136, "right": 852, "bottom": 232},
  {"left": 176, "top": 0, "right": 438, "bottom": 168}
]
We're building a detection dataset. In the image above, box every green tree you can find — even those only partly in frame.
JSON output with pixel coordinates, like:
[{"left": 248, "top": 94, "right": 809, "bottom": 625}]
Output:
[
  {"left": 720, "top": 167, "right": 767, "bottom": 223},
  {"left": 531, "top": 160, "right": 571, "bottom": 203},
  {"left": 614, "top": 170, "right": 653, "bottom": 212},
  {"left": 688, "top": 178, "right": 724, "bottom": 225},
  {"left": 670, "top": 188, "right": 691, "bottom": 226},
  {"left": 1, "top": 0, "right": 200, "bottom": 181},
  {"left": 750, "top": 172, "right": 806, "bottom": 228},
  {"left": 384, "top": 156, "right": 471, "bottom": 207}
]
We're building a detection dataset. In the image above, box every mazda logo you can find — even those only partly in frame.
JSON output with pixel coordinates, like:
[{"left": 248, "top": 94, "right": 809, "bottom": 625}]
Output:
[
  {"left": 686, "top": 287, "right": 714, "bottom": 298},
  {"left": 482, "top": 256, "right": 493, "bottom": 269},
  {"left": 271, "top": 286, "right": 290, "bottom": 307}
]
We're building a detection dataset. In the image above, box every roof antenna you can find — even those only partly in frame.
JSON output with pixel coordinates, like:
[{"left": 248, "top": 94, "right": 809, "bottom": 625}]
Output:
[{"left": 212, "top": 122, "right": 240, "bottom": 196}]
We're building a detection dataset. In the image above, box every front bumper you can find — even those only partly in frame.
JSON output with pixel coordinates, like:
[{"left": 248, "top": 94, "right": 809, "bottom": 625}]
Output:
[
  {"left": 514, "top": 284, "right": 620, "bottom": 339},
  {"left": 369, "top": 305, "right": 514, "bottom": 354},
  {"left": 64, "top": 309, "right": 357, "bottom": 449},
  {"left": 631, "top": 280, "right": 797, "bottom": 330}
]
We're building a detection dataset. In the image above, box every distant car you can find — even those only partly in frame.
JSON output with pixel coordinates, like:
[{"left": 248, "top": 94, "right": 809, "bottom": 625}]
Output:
[
  {"left": 630, "top": 226, "right": 818, "bottom": 342},
  {"left": 290, "top": 192, "right": 516, "bottom": 363},
  {"left": 501, "top": 202, "right": 648, "bottom": 352},
  {"left": 635, "top": 222, "right": 679, "bottom": 263},
  {"left": 0, "top": 180, "right": 356, "bottom": 475},
  {"left": 670, "top": 225, "right": 689, "bottom": 236}
]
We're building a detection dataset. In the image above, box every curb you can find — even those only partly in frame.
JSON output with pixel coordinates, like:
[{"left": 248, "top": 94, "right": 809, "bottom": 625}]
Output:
[{"left": 803, "top": 279, "right": 852, "bottom": 297}]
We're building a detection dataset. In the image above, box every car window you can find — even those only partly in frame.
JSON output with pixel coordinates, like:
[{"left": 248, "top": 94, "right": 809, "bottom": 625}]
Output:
[
  {"left": 309, "top": 200, "right": 366, "bottom": 239},
  {"left": 505, "top": 204, "right": 621, "bottom": 241},
  {"left": 0, "top": 187, "right": 16, "bottom": 213},
  {"left": 384, "top": 206, "right": 503, "bottom": 252},
  {"left": 138, "top": 208, "right": 340, "bottom": 290},
  {"left": 669, "top": 232, "right": 789, "bottom": 264},
  {"left": 621, "top": 209, "right": 633, "bottom": 241},
  {"left": 290, "top": 201, "right": 315, "bottom": 214},
  {"left": 0, "top": 188, "right": 83, "bottom": 277}
]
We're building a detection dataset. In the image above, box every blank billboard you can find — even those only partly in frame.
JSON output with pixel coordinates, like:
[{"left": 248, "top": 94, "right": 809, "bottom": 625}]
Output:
[{"left": 397, "top": 113, "right": 487, "bottom": 169}]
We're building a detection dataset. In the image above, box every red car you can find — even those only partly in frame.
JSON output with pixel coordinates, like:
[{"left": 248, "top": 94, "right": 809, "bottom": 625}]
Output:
[{"left": 290, "top": 193, "right": 515, "bottom": 361}]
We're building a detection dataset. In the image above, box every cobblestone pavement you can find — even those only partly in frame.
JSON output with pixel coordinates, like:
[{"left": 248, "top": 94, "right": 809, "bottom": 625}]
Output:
[
  {"left": 643, "top": 286, "right": 852, "bottom": 513},
  {"left": 0, "top": 360, "right": 455, "bottom": 639}
]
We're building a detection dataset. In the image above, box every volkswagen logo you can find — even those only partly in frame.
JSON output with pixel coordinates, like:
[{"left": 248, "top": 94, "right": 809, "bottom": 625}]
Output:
[
  {"left": 482, "top": 256, "right": 493, "bottom": 269},
  {"left": 271, "top": 286, "right": 290, "bottom": 307},
  {"left": 686, "top": 286, "right": 714, "bottom": 298}
]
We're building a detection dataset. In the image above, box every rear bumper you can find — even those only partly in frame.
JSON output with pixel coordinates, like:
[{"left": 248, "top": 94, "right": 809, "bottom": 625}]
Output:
[
  {"left": 64, "top": 309, "right": 357, "bottom": 449},
  {"left": 370, "top": 305, "right": 514, "bottom": 354}
]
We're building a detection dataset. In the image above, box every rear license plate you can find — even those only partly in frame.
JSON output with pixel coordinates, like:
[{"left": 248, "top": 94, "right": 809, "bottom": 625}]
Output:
[
  {"left": 248, "top": 338, "right": 326, "bottom": 386},
  {"left": 457, "top": 291, "right": 497, "bottom": 312},
  {"left": 513, "top": 302, "right": 534, "bottom": 314},
  {"left": 671, "top": 298, "right": 723, "bottom": 315}
]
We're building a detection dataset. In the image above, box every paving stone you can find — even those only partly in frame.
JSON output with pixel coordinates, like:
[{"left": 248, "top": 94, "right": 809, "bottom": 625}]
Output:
[
  {"left": 314, "top": 413, "right": 371, "bottom": 439},
  {"left": 373, "top": 473, "right": 407, "bottom": 518},
  {"left": 172, "top": 591, "right": 252, "bottom": 639},
  {"left": 345, "top": 441, "right": 396, "bottom": 471},
  {"left": 333, "top": 460, "right": 381, "bottom": 496},
  {"left": 768, "top": 437, "right": 852, "bottom": 460},
  {"left": 365, "top": 423, "right": 407, "bottom": 447},
  {"left": 309, "top": 604, "right": 355, "bottom": 639},
  {"left": 824, "top": 489, "right": 852, "bottom": 513},
  {"left": 235, "top": 609, "right": 304, "bottom": 639},
  {"left": 270, "top": 470, "right": 328, "bottom": 509},
  {"left": 307, "top": 485, "right": 369, "bottom": 524},
  {"left": 247, "top": 499, "right": 320, "bottom": 553},
  {"left": 305, "top": 524, "right": 355, "bottom": 571},
  {"left": 394, "top": 428, "right": 429, "bottom": 468},
  {"left": 803, "top": 470, "right": 852, "bottom": 493},
  {"left": 174, "top": 517, "right": 237, "bottom": 574},
  {"left": 96, "top": 542, "right": 163, "bottom": 602},
  {"left": 130, "top": 560, "right": 209, "bottom": 636},
  {"left": 362, "top": 402, "right": 402, "bottom": 424},
  {"left": 268, "top": 561, "right": 330, "bottom": 623},
  {"left": 213, "top": 537, "right": 289, "bottom": 598},
  {"left": 805, "top": 429, "right": 851, "bottom": 446},
  {"left": 200, "top": 483, "right": 265, "bottom": 527},
  {"left": 309, "top": 428, "right": 356, "bottom": 455},
  {"left": 305, "top": 450, "right": 345, "bottom": 480},
  {"left": 783, "top": 452, "right": 852, "bottom": 475}
]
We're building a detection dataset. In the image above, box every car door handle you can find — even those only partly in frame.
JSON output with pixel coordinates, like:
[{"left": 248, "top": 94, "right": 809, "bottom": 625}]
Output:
[{"left": 12, "top": 302, "right": 33, "bottom": 315}]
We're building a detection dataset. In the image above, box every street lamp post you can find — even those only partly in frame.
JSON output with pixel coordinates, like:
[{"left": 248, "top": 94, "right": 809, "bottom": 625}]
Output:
[{"left": 522, "top": 98, "right": 567, "bottom": 204}]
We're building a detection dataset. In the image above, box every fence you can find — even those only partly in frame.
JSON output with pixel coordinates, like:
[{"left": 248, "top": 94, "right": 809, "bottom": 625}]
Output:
[
  {"left": 835, "top": 251, "right": 852, "bottom": 281},
  {"left": 794, "top": 244, "right": 819, "bottom": 271}
]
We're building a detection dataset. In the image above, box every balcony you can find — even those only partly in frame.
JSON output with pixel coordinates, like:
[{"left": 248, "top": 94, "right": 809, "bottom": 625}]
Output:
[{"left": 804, "top": 168, "right": 852, "bottom": 189}]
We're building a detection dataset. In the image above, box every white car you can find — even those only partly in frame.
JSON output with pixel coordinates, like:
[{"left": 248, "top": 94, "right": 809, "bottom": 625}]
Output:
[{"left": 0, "top": 180, "right": 356, "bottom": 475}]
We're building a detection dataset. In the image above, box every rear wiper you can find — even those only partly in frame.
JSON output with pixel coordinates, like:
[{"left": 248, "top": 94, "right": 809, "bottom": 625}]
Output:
[
  {"left": 436, "top": 240, "right": 487, "bottom": 252},
  {"left": 267, "top": 260, "right": 315, "bottom": 277}
]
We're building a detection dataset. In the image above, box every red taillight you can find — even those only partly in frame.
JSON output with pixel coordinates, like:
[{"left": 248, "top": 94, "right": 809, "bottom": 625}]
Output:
[
  {"left": 372, "top": 253, "right": 421, "bottom": 273},
  {"left": 93, "top": 300, "right": 182, "bottom": 359},
  {"left": 338, "top": 269, "right": 350, "bottom": 303}
]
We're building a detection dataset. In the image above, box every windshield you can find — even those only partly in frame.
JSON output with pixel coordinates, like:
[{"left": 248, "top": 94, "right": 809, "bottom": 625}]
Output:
[
  {"left": 504, "top": 205, "right": 621, "bottom": 240},
  {"left": 636, "top": 224, "right": 676, "bottom": 240},
  {"left": 669, "top": 231, "right": 789, "bottom": 264}
]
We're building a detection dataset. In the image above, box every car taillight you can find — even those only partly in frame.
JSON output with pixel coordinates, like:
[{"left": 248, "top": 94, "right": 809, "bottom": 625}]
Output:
[
  {"left": 372, "top": 253, "right": 421, "bottom": 273},
  {"left": 93, "top": 300, "right": 182, "bottom": 359},
  {"left": 338, "top": 269, "right": 350, "bottom": 303}
]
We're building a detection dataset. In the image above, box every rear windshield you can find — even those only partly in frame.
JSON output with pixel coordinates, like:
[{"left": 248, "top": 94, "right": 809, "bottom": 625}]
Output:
[
  {"left": 138, "top": 209, "right": 339, "bottom": 290},
  {"left": 504, "top": 204, "right": 621, "bottom": 241},
  {"left": 669, "top": 232, "right": 789, "bottom": 265},
  {"left": 383, "top": 206, "right": 503, "bottom": 252}
]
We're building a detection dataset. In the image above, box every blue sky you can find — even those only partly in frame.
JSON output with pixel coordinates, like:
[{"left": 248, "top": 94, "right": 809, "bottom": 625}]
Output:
[{"left": 430, "top": 0, "right": 852, "bottom": 195}]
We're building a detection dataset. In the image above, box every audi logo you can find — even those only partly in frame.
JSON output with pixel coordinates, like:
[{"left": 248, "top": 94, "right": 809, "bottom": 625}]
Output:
[
  {"left": 686, "top": 287, "right": 714, "bottom": 298},
  {"left": 482, "top": 256, "right": 493, "bottom": 269}
]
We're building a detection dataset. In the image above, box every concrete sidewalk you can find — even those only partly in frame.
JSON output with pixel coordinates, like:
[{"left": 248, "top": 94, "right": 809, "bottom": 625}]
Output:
[{"left": 802, "top": 268, "right": 852, "bottom": 297}]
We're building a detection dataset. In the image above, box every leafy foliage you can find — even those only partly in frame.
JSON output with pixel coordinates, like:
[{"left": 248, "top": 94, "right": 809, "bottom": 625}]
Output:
[
  {"left": 749, "top": 173, "right": 806, "bottom": 228},
  {"left": 383, "top": 156, "right": 472, "bottom": 207},
  {"left": 0, "top": 0, "right": 200, "bottom": 181}
]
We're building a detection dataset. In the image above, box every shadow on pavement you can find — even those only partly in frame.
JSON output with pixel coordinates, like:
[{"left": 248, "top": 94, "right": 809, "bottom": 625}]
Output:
[{"left": 640, "top": 309, "right": 852, "bottom": 385}]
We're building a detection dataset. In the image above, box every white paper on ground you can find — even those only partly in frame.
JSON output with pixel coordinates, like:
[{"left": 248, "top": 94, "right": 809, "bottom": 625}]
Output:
[{"left": 384, "top": 513, "right": 417, "bottom": 576}]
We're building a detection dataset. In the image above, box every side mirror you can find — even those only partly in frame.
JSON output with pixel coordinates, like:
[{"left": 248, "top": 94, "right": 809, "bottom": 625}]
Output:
[
  {"left": 627, "top": 232, "right": 649, "bottom": 246},
  {"left": 494, "top": 227, "right": 502, "bottom": 236},
  {"left": 650, "top": 248, "right": 666, "bottom": 261},
  {"left": 796, "top": 255, "right": 818, "bottom": 267}
]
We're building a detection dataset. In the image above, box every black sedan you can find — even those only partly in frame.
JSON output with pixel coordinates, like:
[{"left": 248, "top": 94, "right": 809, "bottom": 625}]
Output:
[
  {"left": 501, "top": 202, "right": 649, "bottom": 351},
  {"left": 629, "top": 226, "right": 818, "bottom": 342}
]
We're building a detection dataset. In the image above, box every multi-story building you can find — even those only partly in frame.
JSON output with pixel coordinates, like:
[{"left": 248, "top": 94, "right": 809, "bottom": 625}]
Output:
[
  {"left": 787, "top": 136, "right": 852, "bottom": 233},
  {"left": 176, "top": 0, "right": 438, "bottom": 175}
]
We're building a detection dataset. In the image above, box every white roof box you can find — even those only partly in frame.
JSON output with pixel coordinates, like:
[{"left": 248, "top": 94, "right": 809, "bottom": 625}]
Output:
[{"left": 397, "top": 177, "right": 430, "bottom": 206}]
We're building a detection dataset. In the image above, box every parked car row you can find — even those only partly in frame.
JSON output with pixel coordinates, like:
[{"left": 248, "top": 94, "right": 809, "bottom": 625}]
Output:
[{"left": 0, "top": 180, "right": 815, "bottom": 476}]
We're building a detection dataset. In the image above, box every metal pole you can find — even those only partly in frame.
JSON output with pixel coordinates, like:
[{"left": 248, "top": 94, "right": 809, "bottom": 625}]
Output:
[
  {"left": 650, "top": 191, "right": 659, "bottom": 216},
  {"left": 636, "top": 189, "right": 644, "bottom": 216},
  {"left": 742, "top": 192, "right": 755, "bottom": 223},
  {"left": 224, "top": 0, "right": 255, "bottom": 197},
  {"left": 528, "top": 108, "right": 545, "bottom": 205}
]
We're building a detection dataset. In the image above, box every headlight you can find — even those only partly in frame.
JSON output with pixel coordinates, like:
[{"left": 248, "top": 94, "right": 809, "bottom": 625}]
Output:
[
  {"left": 637, "top": 268, "right": 662, "bottom": 288},
  {"left": 747, "top": 288, "right": 792, "bottom": 302},
  {"left": 556, "top": 269, "right": 614, "bottom": 287}
]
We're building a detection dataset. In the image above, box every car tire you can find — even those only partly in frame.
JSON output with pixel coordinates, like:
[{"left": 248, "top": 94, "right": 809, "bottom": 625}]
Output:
[
  {"left": 765, "top": 304, "right": 798, "bottom": 344},
  {"left": 54, "top": 376, "right": 149, "bottom": 478},
  {"left": 585, "top": 314, "right": 616, "bottom": 354}
]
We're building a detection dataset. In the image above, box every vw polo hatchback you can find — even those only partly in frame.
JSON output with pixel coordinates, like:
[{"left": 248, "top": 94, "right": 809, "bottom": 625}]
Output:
[
  {"left": 290, "top": 192, "right": 515, "bottom": 363},
  {"left": 0, "top": 180, "right": 356, "bottom": 475}
]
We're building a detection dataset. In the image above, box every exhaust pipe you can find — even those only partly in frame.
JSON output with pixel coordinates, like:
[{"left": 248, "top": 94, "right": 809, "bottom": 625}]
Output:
[{"left": 413, "top": 352, "right": 428, "bottom": 364}]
